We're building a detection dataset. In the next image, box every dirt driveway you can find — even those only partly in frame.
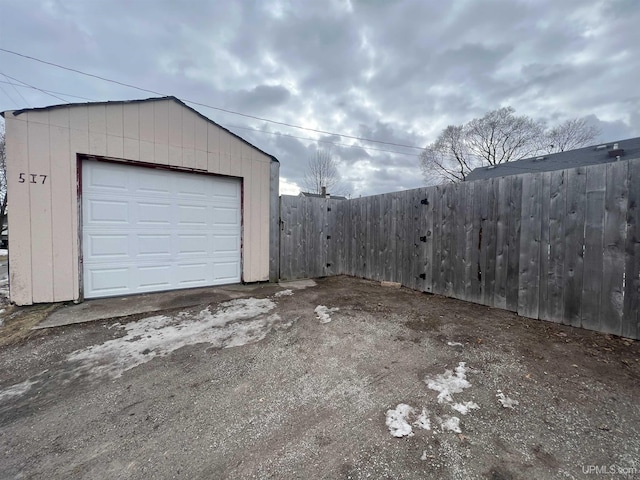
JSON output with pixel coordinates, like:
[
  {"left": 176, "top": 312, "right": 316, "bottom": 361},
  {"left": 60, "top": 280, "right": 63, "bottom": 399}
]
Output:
[{"left": 1, "top": 276, "right": 639, "bottom": 479}]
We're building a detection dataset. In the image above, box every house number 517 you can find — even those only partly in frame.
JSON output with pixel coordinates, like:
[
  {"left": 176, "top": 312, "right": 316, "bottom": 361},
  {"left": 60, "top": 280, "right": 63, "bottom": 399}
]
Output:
[{"left": 18, "top": 173, "right": 47, "bottom": 184}]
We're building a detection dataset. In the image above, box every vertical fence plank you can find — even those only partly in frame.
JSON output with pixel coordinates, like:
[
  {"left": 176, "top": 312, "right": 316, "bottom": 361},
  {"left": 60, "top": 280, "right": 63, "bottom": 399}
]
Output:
[
  {"left": 518, "top": 172, "right": 543, "bottom": 319},
  {"left": 483, "top": 179, "right": 499, "bottom": 306},
  {"left": 494, "top": 176, "right": 510, "bottom": 310},
  {"left": 600, "top": 161, "right": 628, "bottom": 335},
  {"left": 537, "top": 172, "right": 552, "bottom": 320},
  {"left": 563, "top": 167, "right": 587, "bottom": 327},
  {"left": 470, "top": 181, "right": 484, "bottom": 303},
  {"left": 581, "top": 164, "right": 606, "bottom": 331},
  {"left": 546, "top": 170, "right": 566, "bottom": 321},
  {"left": 505, "top": 175, "right": 522, "bottom": 312},
  {"left": 441, "top": 184, "right": 454, "bottom": 296},
  {"left": 453, "top": 183, "right": 467, "bottom": 299},
  {"left": 463, "top": 181, "right": 476, "bottom": 302},
  {"left": 422, "top": 187, "right": 435, "bottom": 293},
  {"left": 623, "top": 159, "right": 640, "bottom": 340},
  {"left": 405, "top": 189, "right": 419, "bottom": 290},
  {"left": 431, "top": 185, "right": 444, "bottom": 295}
]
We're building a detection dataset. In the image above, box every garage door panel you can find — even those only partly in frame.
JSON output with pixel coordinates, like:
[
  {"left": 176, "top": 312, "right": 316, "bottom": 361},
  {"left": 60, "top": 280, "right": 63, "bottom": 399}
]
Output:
[
  {"left": 177, "top": 263, "right": 208, "bottom": 285},
  {"left": 135, "top": 171, "right": 171, "bottom": 194},
  {"left": 177, "top": 176, "right": 208, "bottom": 197},
  {"left": 214, "top": 262, "right": 240, "bottom": 281},
  {"left": 178, "top": 234, "right": 208, "bottom": 255},
  {"left": 137, "top": 202, "right": 172, "bottom": 225},
  {"left": 137, "top": 234, "right": 172, "bottom": 256},
  {"left": 213, "top": 207, "right": 239, "bottom": 225},
  {"left": 138, "top": 265, "right": 172, "bottom": 289},
  {"left": 213, "top": 234, "right": 239, "bottom": 254},
  {"left": 178, "top": 205, "right": 208, "bottom": 225},
  {"left": 212, "top": 179, "right": 240, "bottom": 199},
  {"left": 87, "top": 234, "right": 129, "bottom": 258},
  {"left": 86, "top": 199, "right": 129, "bottom": 223},
  {"left": 87, "top": 267, "right": 131, "bottom": 295},
  {"left": 82, "top": 160, "right": 241, "bottom": 298},
  {"left": 86, "top": 164, "right": 129, "bottom": 191}
]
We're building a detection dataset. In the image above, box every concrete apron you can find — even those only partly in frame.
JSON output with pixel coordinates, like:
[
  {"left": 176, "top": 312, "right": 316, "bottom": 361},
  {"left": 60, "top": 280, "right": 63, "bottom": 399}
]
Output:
[{"left": 34, "top": 282, "right": 284, "bottom": 330}]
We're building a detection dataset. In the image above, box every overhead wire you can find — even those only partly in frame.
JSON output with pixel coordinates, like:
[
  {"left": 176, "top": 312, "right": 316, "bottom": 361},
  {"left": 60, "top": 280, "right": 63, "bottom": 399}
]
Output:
[
  {"left": 0, "top": 73, "right": 421, "bottom": 158},
  {"left": 0, "top": 48, "right": 424, "bottom": 150}
]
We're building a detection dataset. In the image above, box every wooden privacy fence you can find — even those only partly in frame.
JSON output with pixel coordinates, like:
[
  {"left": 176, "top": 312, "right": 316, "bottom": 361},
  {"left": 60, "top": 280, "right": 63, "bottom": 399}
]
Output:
[{"left": 279, "top": 158, "right": 640, "bottom": 339}]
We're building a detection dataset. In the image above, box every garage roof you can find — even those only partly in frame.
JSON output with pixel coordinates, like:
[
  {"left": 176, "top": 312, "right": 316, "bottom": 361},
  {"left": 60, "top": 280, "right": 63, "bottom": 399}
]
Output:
[
  {"left": 465, "top": 136, "right": 640, "bottom": 181},
  {"left": 2, "top": 95, "right": 279, "bottom": 163}
]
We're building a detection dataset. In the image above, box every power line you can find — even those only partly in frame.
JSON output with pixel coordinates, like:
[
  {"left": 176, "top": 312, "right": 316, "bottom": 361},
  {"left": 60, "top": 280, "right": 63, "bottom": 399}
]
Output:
[
  {"left": 0, "top": 71, "right": 421, "bottom": 158},
  {"left": 223, "top": 123, "right": 420, "bottom": 157},
  {"left": 1, "top": 73, "right": 30, "bottom": 107},
  {"left": 0, "top": 72, "right": 69, "bottom": 103},
  {"left": 0, "top": 77, "right": 95, "bottom": 101},
  {"left": 0, "top": 47, "right": 425, "bottom": 150}
]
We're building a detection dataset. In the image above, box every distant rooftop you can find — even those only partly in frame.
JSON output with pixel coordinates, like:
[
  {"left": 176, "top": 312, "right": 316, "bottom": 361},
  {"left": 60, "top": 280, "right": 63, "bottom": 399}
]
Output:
[{"left": 465, "top": 136, "right": 640, "bottom": 181}]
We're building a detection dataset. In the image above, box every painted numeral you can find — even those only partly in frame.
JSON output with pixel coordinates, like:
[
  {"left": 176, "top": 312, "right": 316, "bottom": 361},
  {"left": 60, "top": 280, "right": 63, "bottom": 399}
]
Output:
[{"left": 17, "top": 173, "right": 47, "bottom": 184}]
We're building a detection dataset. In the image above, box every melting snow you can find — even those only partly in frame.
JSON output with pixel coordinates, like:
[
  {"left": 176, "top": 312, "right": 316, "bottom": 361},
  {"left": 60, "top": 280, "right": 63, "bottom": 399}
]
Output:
[
  {"left": 496, "top": 391, "right": 519, "bottom": 409},
  {"left": 386, "top": 404, "right": 432, "bottom": 437},
  {"left": 386, "top": 404, "right": 415, "bottom": 437},
  {"left": 413, "top": 409, "right": 431, "bottom": 430},
  {"left": 314, "top": 305, "right": 339, "bottom": 324},
  {"left": 438, "top": 415, "right": 462, "bottom": 433},
  {"left": 425, "top": 362, "right": 471, "bottom": 403},
  {"left": 67, "top": 298, "right": 287, "bottom": 379},
  {"left": 447, "top": 341, "right": 463, "bottom": 347},
  {"left": 274, "top": 289, "right": 294, "bottom": 297},
  {"left": 451, "top": 401, "right": 479, "bottom": 415}
]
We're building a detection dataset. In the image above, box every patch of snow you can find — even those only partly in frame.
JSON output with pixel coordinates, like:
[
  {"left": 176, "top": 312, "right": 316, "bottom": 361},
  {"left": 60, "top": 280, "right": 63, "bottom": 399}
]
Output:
[
  {"left": 421, "top": 450, "right": 428, "bottom": 461},
  {"left": 438, "top": 415, "right": 462, "bottom": 433},
  {"left": 67, "top": 297, "right": 286, "bottom": 379},
  {"left": 451, "top": 401, "right": 479, "bottom": 415},
  {"left": 413, "top": 408, "right": 431, "bottom": 430},
  {"left": 274, "top": 289, "right": 294, "bottom": 298},
  {"left": 447, "top": 341, "right": 463, "bottom": 347},
  {"left": 0, "top": 379, "right": 37, "bottom": 402},
  {"left": 0, "top": 249, "right": 7, "bottom": 256},
  {"left": 496, "top": 391, "right": 519, "bottom": 409},
  {"left": 386, "top": 404, "right": 415, "bottom": 438},
  {"left": 425, "top": 362, "right": 471, "bottom": 403},
  {"left": 314, "top": 305, "right": 339, "bottom": 324}
]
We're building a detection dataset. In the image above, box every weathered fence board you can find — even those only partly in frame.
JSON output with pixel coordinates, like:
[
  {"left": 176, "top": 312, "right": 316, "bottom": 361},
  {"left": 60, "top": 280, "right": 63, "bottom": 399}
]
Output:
[
  {"left": 279, "top": 157, "right": 640, "bottom": 339},
  {"left": 545, "top": 170, "right": 566, "bottom": 321},
  {"left": 601, "top": 161, "right": 628, "bottom": 335},
  {"left": 581, "top": 164, "right": 606, "bottom": 332},
  {"left": 518, "top": 173, "right": 542, "bottom": 319},
  {"left": 623, "top": 164, "right": 640, "bottom": 339},
  {"left": 563, "top": 167, "right": 587, "bottom": 327}
]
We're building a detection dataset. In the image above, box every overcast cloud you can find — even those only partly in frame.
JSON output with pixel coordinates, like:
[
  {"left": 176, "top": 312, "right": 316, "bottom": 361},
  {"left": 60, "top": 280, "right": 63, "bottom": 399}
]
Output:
[{"left": 0, "top": 0, "right": 638, "bottom": 196}]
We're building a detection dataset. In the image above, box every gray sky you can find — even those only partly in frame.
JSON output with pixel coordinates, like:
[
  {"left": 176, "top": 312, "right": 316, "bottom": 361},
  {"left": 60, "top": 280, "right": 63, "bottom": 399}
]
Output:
[{"left": 0, "top": 0, "right": 638, "bottom": 196}]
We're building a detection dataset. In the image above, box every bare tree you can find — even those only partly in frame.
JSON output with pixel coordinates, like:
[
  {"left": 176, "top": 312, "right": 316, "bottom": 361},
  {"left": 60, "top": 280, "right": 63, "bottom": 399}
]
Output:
[
  {"left": 303, "top": 149, "right": 344, "bottom": 195},
  {"left": 543, "top": 118, "right": 601, "bottom": 153},
  {"left": 419, "top": 125, "right": 471, "bottom": 183},
  {"left": 421, "top": 107, "right": 601, "bottom": 184}
]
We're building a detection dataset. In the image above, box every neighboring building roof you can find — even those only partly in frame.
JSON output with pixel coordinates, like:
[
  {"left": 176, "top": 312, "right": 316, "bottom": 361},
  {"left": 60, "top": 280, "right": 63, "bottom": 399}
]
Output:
[
  {"left": 1, "top": 96, "right": 279, "bottom": 163},
  {"left": 299, "top": 191, "right": 347, "bottom": 200},
  {"left": 465, "top": 136, "right": 640, "bottom": 181}
]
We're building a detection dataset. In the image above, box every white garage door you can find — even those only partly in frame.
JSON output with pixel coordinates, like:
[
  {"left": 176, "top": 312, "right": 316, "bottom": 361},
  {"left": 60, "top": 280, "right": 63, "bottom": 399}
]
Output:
[{"left": 82, "top": 160, "right": 241, "bottom": 299}]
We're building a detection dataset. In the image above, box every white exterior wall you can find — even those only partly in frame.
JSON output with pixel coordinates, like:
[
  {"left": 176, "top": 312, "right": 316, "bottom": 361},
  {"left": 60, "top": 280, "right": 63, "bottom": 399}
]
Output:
[{"left": 4, "top": 98, "right": 274, "bottom": 305}]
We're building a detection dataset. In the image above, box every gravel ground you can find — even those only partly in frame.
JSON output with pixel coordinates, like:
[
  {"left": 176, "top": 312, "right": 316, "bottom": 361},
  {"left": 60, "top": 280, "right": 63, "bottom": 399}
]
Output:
[{"left": 0, "top": 276, "right": 639, "bottom": 479}]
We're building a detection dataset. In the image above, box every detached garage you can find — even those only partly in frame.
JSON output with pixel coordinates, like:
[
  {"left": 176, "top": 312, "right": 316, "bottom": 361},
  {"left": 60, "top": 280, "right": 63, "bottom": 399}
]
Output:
[{"left": 2, "top": 96, "right": 280, "bottom": 305}]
